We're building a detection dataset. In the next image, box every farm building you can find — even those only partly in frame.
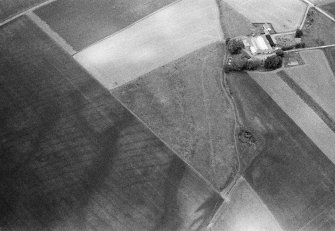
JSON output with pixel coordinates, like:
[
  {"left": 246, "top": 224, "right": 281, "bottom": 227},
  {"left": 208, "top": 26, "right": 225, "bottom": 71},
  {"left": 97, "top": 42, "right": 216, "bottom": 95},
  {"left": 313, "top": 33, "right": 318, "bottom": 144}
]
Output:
[
  {"left": 263, "top": 23, "right": 272, "bottom": 34},
  {"left": 243, "top": 35, "right": 273, "bottom": 55}
]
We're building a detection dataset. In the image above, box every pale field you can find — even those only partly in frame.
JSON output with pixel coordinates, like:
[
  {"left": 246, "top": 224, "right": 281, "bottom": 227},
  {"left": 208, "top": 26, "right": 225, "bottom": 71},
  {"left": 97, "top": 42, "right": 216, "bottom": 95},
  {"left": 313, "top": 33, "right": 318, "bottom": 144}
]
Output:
[
  {"left": 221, "top": 0, "right": 307, "bottom": 32},
  {"left": 211, "top": 177, "right": 283, "bottom": 231},
  {"left": 74, "top": 0, "right": 223, "bottom": 89},
  {"left": 285, "top": 50, "right": 335, "bottom": 121},
  {"left": 249, "top": 71, "right": 335, "bottom": 165}
]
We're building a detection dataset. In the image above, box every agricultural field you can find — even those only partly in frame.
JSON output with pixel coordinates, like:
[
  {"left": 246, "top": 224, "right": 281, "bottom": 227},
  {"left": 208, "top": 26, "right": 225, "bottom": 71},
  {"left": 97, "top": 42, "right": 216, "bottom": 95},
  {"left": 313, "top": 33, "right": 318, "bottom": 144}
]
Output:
[
  {"left": 300, "top": 205, "right": 335, "bottom": 231},
  {"left": 284, "top": 50, "right": 335, "bottom": 123},
  {"left": 249, "top": 70, "right": 335, "bottom": 164},
  {"left": 227, "top": 72, "right": 335, "bottom": 231},
  {"left": 220, "top": 0, "right": 307, "bottom": 32},
  {"left": 320, "top": 1, "right": 335, "bottom": 17},
  {"left": 323, "top": 46, "right": 335, "bottom": 75},
  {"left": 309, "top": 0, "right": 335, "bottom": 5},
  {"left": 0, "top": 0, "right": 47, "bottom": 22},
  {"left": 211, "top": 177, "right": 283, "bottom": 231},
  {"left": 35, "top": 0, "right": 182, "bottom": 51},
  {"left": 216, "top": 0, "right": 254, "bottom": 37},
  {"left": 0, "top": 16, "right": 223, "bottom": 231},
  {"left": 112, "top": 42, "right": 238, "bottom": 191},
  {"left": 302, "top": 7, "right": 335, "bottom": 46},
  {"left": 74, "top": 0, "right": 223, "bottom": 89}
]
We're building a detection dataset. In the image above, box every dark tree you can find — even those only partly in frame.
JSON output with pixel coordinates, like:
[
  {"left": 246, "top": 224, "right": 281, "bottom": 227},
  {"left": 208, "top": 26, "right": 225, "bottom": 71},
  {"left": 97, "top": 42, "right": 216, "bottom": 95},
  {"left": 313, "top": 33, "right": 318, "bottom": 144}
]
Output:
[
  {"left": 227, "top": 39, "right": 245, "bottom": 54},
  {"left": 295, "top": 29, "right": 303, "bottom": 38},
  {"left": 232, "top": 57, "right": 248, "bottom": 71},
  {"left": 295, "top": 42, "right": 306, "bottom": 48},
  {"left": 246, "top": 59, "right": 261, "bottom": 70},
  {"left": 275, "top": 49, "right": 285, "bottom": 57},
  {"left": 264, "top": 55, "right": 283, "bottom": 69},
  {"left": 282, "top": 45, "right": 295, "bottom": 51},
  {"left": 225, "top": 37, "right": 231, "bottom": 45}
]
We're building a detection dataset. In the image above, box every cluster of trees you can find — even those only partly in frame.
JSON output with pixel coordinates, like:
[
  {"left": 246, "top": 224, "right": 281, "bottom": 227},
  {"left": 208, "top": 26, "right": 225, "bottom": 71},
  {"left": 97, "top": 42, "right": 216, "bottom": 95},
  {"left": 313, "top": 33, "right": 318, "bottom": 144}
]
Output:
[
  {"left": 295, "top": 29, "right": 303, "bottom": 38},
  {"left": 227, "top": 38, "right": 245, "bottom": 54},
  {"left": 264, "top": 53, "right": 283, "bottom": 70},
  {"left": 281, "top": 42, "right": 306, "bottom": 51},
  {"left": 224, "top": 55, "right": 262, "bottom": 73}
]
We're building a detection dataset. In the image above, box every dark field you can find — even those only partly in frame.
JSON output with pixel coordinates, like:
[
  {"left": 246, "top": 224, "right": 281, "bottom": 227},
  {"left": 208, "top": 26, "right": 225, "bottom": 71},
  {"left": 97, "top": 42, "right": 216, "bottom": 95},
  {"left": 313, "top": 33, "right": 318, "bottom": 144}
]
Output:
[
  {"left": 0, "top": 16, "right": 223, "bottom": 231},
  {"left": 320, "top": 2, "right": 335, "bottom": 17},
  {"left": 227, "top": 72, "right": 335, "bottom": 231},
  {"left": 302, "top": 7, "right": 335, "bottom": 47},
  {"left": 35, "top": 0, "right": 178, "bottom": 51},
  {"left": 0, "top": 0, "right": 46, "bottom": 22},
  {"left": 112, "top": 42, "right": 238, "bottom": 191}
]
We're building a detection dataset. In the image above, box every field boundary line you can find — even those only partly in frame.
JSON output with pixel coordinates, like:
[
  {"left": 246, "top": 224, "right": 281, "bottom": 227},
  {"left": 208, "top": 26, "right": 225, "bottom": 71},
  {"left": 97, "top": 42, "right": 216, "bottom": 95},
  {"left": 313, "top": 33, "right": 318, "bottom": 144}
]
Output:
[
  {"left": 245, "top": 177, "right": 285, "bottom": 231},
  {"left": 27, "top": 12, "right": 76, "bottom": 55},
  {"left": 299, "top": 0, "right": 335, "bottom": 22},
  {"left": 0, "top": 0, "right": 57, "bottom": 27},
  {"left": 77, "top": 0, "right": 184, "bottom": 53},
  {"left": 278, "top": 70, "right": 335, "bottom": 134},
  {"left": 299, "top": 4, "right": 312, "bottom": 29},
  {"left": 77, "top": 0, "right": 224, "bottom": 53},
  {"left": 107, "top": 90, "right": 221, "bottom": 195},
  {"left": 207, "top": 176, "right": 243, "bottom": 230}
]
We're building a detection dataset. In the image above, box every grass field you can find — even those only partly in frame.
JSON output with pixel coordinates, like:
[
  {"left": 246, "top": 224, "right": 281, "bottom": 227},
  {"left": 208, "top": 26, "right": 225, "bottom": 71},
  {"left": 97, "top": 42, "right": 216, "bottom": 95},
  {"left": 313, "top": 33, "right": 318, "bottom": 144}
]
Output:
[
  {"left": 74, "top": 0, "right": 223, "bottom": 89},
  {"left": 220, "top": 0, "right": 307, "bottom": 32},
  {"left": 284, "top": 50, "right": 335, "bottom": 124},
  {"left": 320, "top": 2, "right": 335, "bottom": 17},
  {"left": 112, "top": 42, "right": 237, "bottom": 191},
  {"left": 0, "top": 0, "right": 47, "bottom": 22},
  {"left": 227, "top": 72, "right": 335, "bottom": 231},
  {"left": 0, "top": 16, "right": 223, "bottom": 230},
  {"left": 216, "top": 0, "right": 254, "bottom": 37},
  {"left": 211, "top": 177, "right": 283, "bottom": 231},
  {"left": 35, "top": 0, "right": 181, "bottom": 51},
  {"left": 302, "top": 7, "right": 335, "bottom": 46}
]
